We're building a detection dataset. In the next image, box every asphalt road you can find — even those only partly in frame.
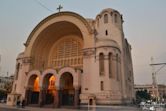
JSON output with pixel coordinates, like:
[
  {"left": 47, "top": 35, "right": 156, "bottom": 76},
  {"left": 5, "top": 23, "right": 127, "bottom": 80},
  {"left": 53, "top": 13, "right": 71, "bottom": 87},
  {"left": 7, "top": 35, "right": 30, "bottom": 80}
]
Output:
[
  {"left": 0, "top": 106, "right": 142, "bottom": 111},
  {"left": 1, "top": 103, "right": 165, "bottom": 111},
  {"left": 0, "top": 107, "right": 29, "bottom": 111}
]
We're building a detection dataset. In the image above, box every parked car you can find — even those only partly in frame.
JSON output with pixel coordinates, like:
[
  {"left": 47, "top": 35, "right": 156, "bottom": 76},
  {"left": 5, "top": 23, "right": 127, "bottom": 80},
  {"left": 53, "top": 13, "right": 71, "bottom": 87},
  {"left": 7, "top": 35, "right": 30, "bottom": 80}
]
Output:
[{"left": 0, "top": 98, "right": 6, "bottom": 103}]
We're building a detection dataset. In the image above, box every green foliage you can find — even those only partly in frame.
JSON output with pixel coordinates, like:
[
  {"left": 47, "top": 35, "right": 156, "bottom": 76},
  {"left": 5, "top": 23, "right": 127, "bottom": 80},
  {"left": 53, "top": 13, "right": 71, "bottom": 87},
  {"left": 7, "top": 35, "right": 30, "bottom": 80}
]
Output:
[
  {"left": 0, "top": 90, "right": 7, "bottom": 99},
  {"left": 163, "top": 94, "right": 166, "bottom": 99},
  {"left": 136, "top": 90, "right": 151, "bottom": 102},
  {"left": 4, "top": 81, "right": 13, "bottom": 93}
]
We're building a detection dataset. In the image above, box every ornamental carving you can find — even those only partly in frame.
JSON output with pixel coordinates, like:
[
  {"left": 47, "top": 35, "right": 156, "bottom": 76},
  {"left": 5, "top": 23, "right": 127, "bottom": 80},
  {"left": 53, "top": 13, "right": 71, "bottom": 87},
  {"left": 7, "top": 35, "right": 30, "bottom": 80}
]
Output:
[
  {"left": 110, "top": 90, "right": 121, "bottom": 96},
  {"left": 83, "top": 48, "right": 95, "bottom": 58},
  {"left": 23, "top": 57, "right": 32, "bottom": 64}
]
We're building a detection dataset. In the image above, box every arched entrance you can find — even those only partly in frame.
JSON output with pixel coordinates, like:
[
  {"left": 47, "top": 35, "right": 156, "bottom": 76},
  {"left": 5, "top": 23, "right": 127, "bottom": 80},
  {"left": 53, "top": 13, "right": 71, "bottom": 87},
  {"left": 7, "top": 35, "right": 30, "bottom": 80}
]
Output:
[
  {"left": 27, "top": 75, "right": 40, "bottom": 104},
  {"left": 42, "top": 73, "right": 56, "bottom": 105},
  {"left": 60, "top": 72, "right": 74, "bottom": 106}
]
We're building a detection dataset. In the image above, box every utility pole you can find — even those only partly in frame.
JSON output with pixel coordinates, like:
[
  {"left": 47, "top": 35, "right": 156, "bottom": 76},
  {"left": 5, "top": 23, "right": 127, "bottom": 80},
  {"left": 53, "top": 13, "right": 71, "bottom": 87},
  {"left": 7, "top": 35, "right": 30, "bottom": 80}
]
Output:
[
  {"left": 150, "top": 57, "right": 158, "bottom": 99},
  {"left": 7, "top": 71, "right": 9, "bottom": 77},
  {"left": 150, "top": 57, "right": 166, "bottom": 100},
  {"left": 0, "top": 54, "right": 1, "bottom": 76}
]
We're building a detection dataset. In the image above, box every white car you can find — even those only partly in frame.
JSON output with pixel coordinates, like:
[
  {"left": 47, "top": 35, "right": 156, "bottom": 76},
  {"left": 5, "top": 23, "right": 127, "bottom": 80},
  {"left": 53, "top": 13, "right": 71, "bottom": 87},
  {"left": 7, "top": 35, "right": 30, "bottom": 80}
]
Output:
[{"left": 149, "top": 106, "right": 155, "bottom": 111}]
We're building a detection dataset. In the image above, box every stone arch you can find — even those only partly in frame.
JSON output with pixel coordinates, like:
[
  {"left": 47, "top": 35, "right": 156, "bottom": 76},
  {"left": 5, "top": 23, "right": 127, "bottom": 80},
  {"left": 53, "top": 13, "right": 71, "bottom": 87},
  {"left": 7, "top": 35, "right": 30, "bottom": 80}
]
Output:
[
  {"left": 26, "top": 70, "right": 41, "bottom": 88},
  {"left": 60, "top": 72, "right": 74, "bottom": 90},
  {"left": 59, "top": 68, "right": 75, "bottom": 106},
  {"left": 25, "top": 70, "right": 41, "bottom": 105},
  {"left": 24, "top": 12, "right": 94, "bottom": 57},
  {"left": 104, "top": 13, "right": 108, "bottom": 23},
  {"left": 58, "top": 67, "right": 78, "bottom": 87},
  {"left": 40, "top": 69, "right": 58, "bottom": 105},
  {"left": 41, "top": 69, "right": 58, "bottom": 88}
]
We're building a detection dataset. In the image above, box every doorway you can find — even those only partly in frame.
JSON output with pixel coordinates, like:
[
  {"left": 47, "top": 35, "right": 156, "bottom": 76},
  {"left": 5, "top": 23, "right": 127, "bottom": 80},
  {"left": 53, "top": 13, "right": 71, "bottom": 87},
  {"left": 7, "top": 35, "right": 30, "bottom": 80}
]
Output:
[{"left": 60, "top": 72, "right": 74, "bottom": 106}]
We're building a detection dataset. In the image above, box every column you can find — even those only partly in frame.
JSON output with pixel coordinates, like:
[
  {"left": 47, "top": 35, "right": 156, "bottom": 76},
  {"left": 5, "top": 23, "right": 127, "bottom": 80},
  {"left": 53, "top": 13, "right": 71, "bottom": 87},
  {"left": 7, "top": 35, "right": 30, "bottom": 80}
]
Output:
[
  {"left": 112, "top": 54, "right": 117, "bottom": 79},
  {"left": 39, "top": 88, "right": 43, "bottom": 107},
  {"left": 74, "top": 86, "right": 80, "bottom": 109},
  {"left": 59, "top": 88, "right": 62, "bottom": 107},
  {"left": 25, "top": 88, "right": 30, "bottom": 105},
  {"left": 39, "top": 87, "right": 46, "bottom": 107},
  {"left": 53, "top": 87, "right": 60, "bottom": 108}
]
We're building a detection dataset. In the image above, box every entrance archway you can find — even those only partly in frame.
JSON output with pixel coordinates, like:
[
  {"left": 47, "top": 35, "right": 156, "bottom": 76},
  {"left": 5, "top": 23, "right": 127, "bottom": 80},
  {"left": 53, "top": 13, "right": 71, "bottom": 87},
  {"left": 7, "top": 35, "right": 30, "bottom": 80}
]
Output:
[
  {"left": 89, "top": 99, "right": 93, "bottom": 105},
  {"left": 27, "top": 75, "right": 40, "bottom": 104},
  {"left": 60, "top": 72, "right": 74, "bottom": 106},
  {"left": 43, "top": 74, "right": 56, "bottom": 105}
]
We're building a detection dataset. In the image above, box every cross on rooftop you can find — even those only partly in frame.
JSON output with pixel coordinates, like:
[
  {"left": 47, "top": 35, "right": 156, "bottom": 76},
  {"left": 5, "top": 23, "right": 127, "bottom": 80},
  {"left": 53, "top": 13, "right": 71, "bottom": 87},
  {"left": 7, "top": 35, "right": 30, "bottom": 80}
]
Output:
[{"left": 57, "top": 5, "right": 63, "bottom": 12}]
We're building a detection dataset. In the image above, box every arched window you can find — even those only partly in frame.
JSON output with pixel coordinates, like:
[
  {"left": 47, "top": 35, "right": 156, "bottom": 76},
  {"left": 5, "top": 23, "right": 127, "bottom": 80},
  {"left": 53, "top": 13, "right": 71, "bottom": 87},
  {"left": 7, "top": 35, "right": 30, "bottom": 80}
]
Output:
[
  {"left": 105, "top": 30, "right": 108, "bottom": 36},
  {"left": 108, "top": 53, "right": 112, "bottom": 78},
  {"left": 104, "top": 14, "right": 108, "bottom": 23},
  {"left": 14, "top": 84, "right": 16, "bottom": 92},
  {"left": 15, "top": 63, "right": 20, "bottom": 80},
  {"left": 114, "top": 14, "right": 118, "bottom": 23},
  {"left": 116, "top": 54, "right": 119, "bottom": 81},
  {"left": 97, "top": 18, "right": 99, "bottom": 27},
  {"left": 50, "top": 37, "right": 83, "bottom": 68},
  {"left": 101, "top": 81, "right": 104, "bottom": 91},
  {"left": 99, "top": 53, "right": 104, "bottom": 76}
]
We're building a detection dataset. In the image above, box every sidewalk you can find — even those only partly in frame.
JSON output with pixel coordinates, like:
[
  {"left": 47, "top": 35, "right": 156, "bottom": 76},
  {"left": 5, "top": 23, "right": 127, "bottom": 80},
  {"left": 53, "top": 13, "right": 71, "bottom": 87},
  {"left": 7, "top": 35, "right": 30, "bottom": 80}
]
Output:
[
  {"left": 0, "top": 103, "right": 85, "bottom": 111},
  {"left": 0, "top": 103, "right": 147, "bottom": 111},
  {"left": 25, "top": 107, "right": 82, "bottom": 111}
]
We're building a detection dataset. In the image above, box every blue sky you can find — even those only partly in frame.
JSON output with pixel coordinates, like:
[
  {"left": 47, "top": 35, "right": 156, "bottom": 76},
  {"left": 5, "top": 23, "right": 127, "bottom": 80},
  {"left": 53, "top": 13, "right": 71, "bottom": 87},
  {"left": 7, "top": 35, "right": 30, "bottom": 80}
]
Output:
[{"left": 0, "top": 0, "right": 166, "bottom": 84}]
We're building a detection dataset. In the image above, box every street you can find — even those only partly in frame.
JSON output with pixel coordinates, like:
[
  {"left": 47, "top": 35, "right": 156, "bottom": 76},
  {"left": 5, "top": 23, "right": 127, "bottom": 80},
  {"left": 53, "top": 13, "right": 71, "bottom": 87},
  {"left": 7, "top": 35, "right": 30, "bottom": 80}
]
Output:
[
  {"left": 1, "top": 103, "right": 166, "bottom": 111},
  {"left": 0, "top": 103, "right": 143, "bottom": 111}
]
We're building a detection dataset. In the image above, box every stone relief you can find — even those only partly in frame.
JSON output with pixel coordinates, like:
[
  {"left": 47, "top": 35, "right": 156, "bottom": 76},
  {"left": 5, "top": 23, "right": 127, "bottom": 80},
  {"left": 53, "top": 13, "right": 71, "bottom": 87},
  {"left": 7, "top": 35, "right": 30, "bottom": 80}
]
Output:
[
  {"left": 83, "top": 48, "right": 95, "bottom": 58},
  {"left": 22, "top": 57, "right": 32, "bottom": 64}
]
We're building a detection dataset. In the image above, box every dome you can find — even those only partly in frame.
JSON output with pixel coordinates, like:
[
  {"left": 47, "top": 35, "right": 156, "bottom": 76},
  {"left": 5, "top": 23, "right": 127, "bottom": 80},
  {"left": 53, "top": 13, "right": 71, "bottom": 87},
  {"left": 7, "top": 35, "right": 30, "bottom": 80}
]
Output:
[
  {"left": 96, "top": 8, "right": 120, "bottom": 18},
  {"left": 17, "top": 52, "right": 24, "bottom": 59}
]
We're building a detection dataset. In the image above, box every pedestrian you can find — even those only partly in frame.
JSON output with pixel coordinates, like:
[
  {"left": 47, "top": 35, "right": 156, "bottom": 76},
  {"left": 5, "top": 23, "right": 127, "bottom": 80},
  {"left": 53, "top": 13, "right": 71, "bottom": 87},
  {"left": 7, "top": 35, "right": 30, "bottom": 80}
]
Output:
[
  {"left": 21, "top": 99, "right": 25, "bottom": 108},
  {"left": 16, "top": 100, "right": 21, "bottom": 108}
]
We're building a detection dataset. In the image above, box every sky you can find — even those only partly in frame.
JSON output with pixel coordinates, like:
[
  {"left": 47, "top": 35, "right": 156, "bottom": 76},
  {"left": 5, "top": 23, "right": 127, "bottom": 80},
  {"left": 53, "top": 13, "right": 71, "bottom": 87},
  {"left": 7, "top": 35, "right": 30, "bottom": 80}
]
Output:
[{"left": 0, "top": 0, "right": 166, "bottom": 85}]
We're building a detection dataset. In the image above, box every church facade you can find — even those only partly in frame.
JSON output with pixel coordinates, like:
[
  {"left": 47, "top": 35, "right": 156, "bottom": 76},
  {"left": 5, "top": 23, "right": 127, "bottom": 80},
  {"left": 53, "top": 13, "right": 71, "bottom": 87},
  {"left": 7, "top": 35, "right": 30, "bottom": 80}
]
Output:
[{"left": 7, "top": 8, "right": 134, "bottom": 108}]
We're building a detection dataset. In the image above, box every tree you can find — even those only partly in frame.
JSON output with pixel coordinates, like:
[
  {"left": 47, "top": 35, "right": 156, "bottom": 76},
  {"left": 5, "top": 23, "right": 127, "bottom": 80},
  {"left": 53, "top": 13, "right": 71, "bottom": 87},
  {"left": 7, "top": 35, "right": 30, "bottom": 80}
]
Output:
[
  {"left": 0, "top": 90, "right": 7, "bottom": 100},
  {"left": 136, "top": 90, "right": 151, "bottom": 103},
  {"left": 4, "top": 81, "right": 13, "bottom": 93}
]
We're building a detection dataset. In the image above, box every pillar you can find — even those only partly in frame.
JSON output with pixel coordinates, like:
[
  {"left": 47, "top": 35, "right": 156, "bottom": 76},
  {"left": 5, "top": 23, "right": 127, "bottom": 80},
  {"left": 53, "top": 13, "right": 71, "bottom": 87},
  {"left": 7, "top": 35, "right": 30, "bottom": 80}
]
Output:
[
  {"left": 53, "top": 87, "right": 60, "bottom": 108},
  {"left": 74, "top": 86, "right": 80, "bottom": 109},
  {"left": 112, "top": 54, "right": 117, "bottom": 79},
  {"left": 25, "top": 88, "right": 30, "bottom": 105},
  {"left": 39, "top": 88, "right": 43, "bottom": 107},
  {"left": 59, "top": 88, "right": 62, "bottom": 107},
  {"left": 25, "top": 87, "right": 32, "bottom": 105},
  {"left": 39, "top": 87, "right": 46, "bottom": 107}
]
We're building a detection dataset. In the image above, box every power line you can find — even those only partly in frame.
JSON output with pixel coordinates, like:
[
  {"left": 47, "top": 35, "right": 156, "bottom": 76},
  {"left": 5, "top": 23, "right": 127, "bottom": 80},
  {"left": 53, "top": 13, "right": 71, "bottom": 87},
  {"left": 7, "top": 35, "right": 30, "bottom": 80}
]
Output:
[
  {"left": 150, "top": 63, "right": 166, "bottom": 66},
  {"left": 34, "top": 0, "right": 53, "bottom": 12},
  {"left": 150, "top": 63, "right": 166, "bottom": 74}
]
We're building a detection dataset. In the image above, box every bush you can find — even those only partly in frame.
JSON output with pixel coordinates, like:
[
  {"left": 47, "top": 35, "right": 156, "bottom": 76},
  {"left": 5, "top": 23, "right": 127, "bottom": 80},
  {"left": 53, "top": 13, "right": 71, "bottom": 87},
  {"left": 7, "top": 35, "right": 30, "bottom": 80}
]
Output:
[{"left": 0, "top": 90, "right": 7, "bottom": 100}]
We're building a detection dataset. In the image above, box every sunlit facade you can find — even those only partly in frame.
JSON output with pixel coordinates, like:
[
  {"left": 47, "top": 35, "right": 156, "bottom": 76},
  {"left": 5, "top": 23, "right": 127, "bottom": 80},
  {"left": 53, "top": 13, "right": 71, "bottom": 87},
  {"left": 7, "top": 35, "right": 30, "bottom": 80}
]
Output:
[
  {"left": 7, "top": 8, "right": 134, "bottom": 108},
  {"left": 33, "top": 77, "right": 39, "bottom": 92}
]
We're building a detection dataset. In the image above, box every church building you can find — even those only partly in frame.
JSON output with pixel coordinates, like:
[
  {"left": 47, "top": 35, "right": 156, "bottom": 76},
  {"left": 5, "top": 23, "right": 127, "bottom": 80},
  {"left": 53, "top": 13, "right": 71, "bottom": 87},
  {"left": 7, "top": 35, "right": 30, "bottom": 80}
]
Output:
[{"left": 7, "top": 8, "right": 134, "bottom": 108}]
